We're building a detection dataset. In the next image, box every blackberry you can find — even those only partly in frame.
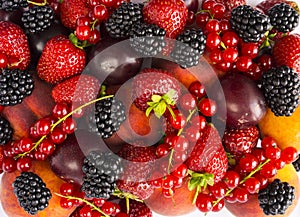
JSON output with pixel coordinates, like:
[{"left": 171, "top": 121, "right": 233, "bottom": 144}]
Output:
[
  {"left": 258, "top": 179, "right": 295, "bottom": 215},
  {"left": 0, "top": 116, "right": 13, "bottom": 145},
  {"left": 81, "top": 151, "right": 123, "bottom": 199},
  {"left": 0, "top": 0, "right": 28, "bottom": 12},
  {"left": 129, "top": 23, "right": 166, "bottom": 56},
  {"left": 230, "top": 5, "right": 271, "bottom": 42},
  {"left": 21, "top": 5, "right": 55, "bottom": 33},
  {"left": 0, "top": 68, "right": 34, "bottom": 106},
  {"left": 12, "top": 172, "right": 52, "bottom": 215},
  {"left": 105, "top": 2, "right": 144, "bottom": 39},
  {"left": 261, "top": 66, "right": 300, "bottom": 116},
  {"left": 170, "top": 28, "right": 206, "bottom": 68},
  {"left": 292, "top": 154, "right": 300, "bottom": 172},
  {"left": 268, "top": 3, "right": 299, "bottom": 33},
  {"left": 94, "top": 97, "right": 126, "bottom": 139}
]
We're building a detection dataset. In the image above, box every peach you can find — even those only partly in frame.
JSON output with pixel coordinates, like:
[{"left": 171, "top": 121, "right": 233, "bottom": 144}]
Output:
[{"left": 0, "top": 160, "right": 76, "bottom": 217}]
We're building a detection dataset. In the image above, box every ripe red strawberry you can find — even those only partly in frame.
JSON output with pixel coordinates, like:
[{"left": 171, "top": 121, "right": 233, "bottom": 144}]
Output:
[
  {"left": 273, "top": 34, "right": 300, "bottom": 77},
  {"left": 222, "top": 126, "right": 259, "bottom": 159},
  {"left": 214, "top": 0, "right": 246, "bottom": 11},
  {"left": 37, "top": 35, "right": 86, "bottom": 84},
  {"left": 118, "top": 142, "right": 157, "bottom": 182},
  {"left": 127, "top": 200, "right": 152, "bottom": 217},
  {"left": 142, "top": 0, "right": 188, "bottom": 38},
  {"left": 132, "top": 68, "right": 181, "bottom": 116},
  {"left": 256, "top": 0, "right": 299, "bottom": 14},
  {"left": 0, "top": 21, "right": 30, "bottom": 70},
  {"left": 116, "top": 180, "right": 154, "bottom": 200},
  {"left": 60, "top": 0, "right": 89, "bottom": 30},
  {"left": 186, "top": 125, "right": 228, "bottom": 182},
  {"left": 51, "top": 74, "right": 100, "bottom": 104}
]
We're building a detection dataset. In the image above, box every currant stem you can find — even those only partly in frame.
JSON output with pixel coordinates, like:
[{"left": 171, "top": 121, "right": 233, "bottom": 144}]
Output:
[
  {"left": 54, "top": 193, "right": 109, "bottom": 217},
  {"left": 27, "top": 0, "right": 47, "bottom": 6},
  {"left": 15, "top": 95, "right": 114, "bottom": 159}
]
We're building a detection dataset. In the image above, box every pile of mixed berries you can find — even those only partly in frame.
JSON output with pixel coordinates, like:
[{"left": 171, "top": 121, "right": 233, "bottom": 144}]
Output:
[{"left": 0, "top": 0, "right": 300, "bottom": 217}]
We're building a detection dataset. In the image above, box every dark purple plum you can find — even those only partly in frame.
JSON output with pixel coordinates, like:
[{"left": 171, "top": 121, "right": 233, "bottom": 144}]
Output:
[
  {"left": 27, "top": 19, "right": 70, "bottom": 68},
  {"left": 49, "top": 130, "right": 109, "bottom": 186},
  {"left": 87, "top": 37, "right": 143, "bottom": 86},
  {"left": 215, "top": 73, "right": 266, "bottom": 129},
  {"left": 184, "top": 0, "right": 200, "bottom": 12},
  {"left": 0, "top": 9, "right": 23, "bottom": 26}
]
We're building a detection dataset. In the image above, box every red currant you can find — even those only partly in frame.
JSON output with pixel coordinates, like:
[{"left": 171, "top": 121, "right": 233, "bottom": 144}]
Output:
[
  {"left": 16, "top": 157, "right": 32, "bottom": 172},
  {"left": 206, "top": 33, "right": 221, "bottom": 50},
  {"left": 233, "top": 188, "right": 249, "bottom": 203},
  {"left": 76, "top": 25, "right": 91, "bottom": 41},
  {"left": 93, "top": 198, "right": 106, "bottom": 207},
  {"left": 209, "top": 181, "right": 227, "bottom": 198},
  {"left": 39, "top": 139, "right": 55, "bottom": 156},
  {"left": 236, "top": 56, "right": 253, "bottom": 72},
  {"left": 239, "top": 154, "right": 259, "bottom": 172},
  {"left": 35, "top": 118, "right": 51, "bottom": 136},
  {"left": 196, "top": 193, "right": 213, "bottom": 212},
  {"left": 50, "top": 127, "right": 67, "bottom": 144},
  {"left": 52, "top": 103, "right": 69, "bottom": 119},
  {"left": 202, "top": 0, "right": 216, "bottom": 10},
  {"left": 162, "top": 187, "right": 175, "bottom": 198},
  {"left": 171, "top": 163, "right": 188, "bottom": 178},
  {"left": 252, "top": 148, "right": 266, "bottom": 163},
  {"left": 198, "top": 98, "right": 217, "bottom": 117},
  {"left": 60, "top": 183, "right": 75, "bottom": 196},
  {"left": 260, "top": 162, "right": 277, "bottom": 178},
  {"left": 88, "top": 29, "right": 101, "bottom": 44},
  {"left": 280, "top": 146, "right": 298, "bottom": 164},
  {"left": 18, "top": 138, "right": 34, "bottom": 153},
  {"left": 60, "top": 197, "right": 74, "bottom": 209},
  {"left": 222, "top": 31, "right": 239, "bottom": 47},
  {"left": 261, "top": 136, "right": 277, "bottom": 149},
  {"left": 93, "top": 4, "right": 108, "bottom": 21},
  {"left": 62, "top": 117, "right": 76, "bottom": 134},
  {"left": 222, "top": 47, "right": 239, "bottom": 63},
  {"left": 76, "top": 16, "right": 91, "bottom": 27},
  {"left": 156, "top": 143, "right": 170, "bottom": 157},
  {"left": 101, "top": 201, "right": 115, "bottom": 215},
  {"left": 80, "top": 205, "right": 92, "bottom": 217},
  {"left": 253, "top": 173, "right": 268, "bottom": 189},
  {"left": 243, "top": 177, "right": 260, "bottom": 194},
  {"left": 209, "top": 49, "right": 223, "bottom": 64},
  {"left": 223, "top": 170, "right": 240, "bottom": 189},
  {"left": 212, "top": 198, "right": 225, "bottom": 212},
  {"left": 162, "top": 175, "right": 174, "bottom": 189},
  {"left": 184, "top": 126, "right": 201, "bottom": 143},
  {"left": 189, "top": 81, "right": 206, "bottom": 98},
  {"left": 179, "top": 93, "right": 197, "bottom": 111},
  {"left": 211, "top": 3, "right": 226, "bottom": 19},
  {"left": 2, "top": 157, "right": 17, "bottom": 172},
  {"left": 206, "top": 19, "right": 220, "bottom": 33},
  {"left": 171, "top": 135, "right": 189, "bottom": 152},
  {"left": 169, "top": 110, "right": 186, "bottom": 130},
  {"left": 264, "top": 146, "right": 281, "bottom": 161},
  {"left": 241, "top": 42, "right": 259, "bottom": 59},
  {"left": 195, "top": 12, "right": 210, "bottom": 28}
]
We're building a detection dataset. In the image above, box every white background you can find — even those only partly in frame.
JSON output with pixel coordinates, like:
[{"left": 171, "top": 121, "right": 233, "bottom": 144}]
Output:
[{"left": 1, "top": 0, "right": 300, "bottom": 216}]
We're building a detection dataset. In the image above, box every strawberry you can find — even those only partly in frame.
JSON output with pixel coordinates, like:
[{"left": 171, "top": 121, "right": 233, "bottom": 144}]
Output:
[
  {"left": 60, "top": 0, "right": 89, "bottom": 30},
  {"left": 272, "top": 34, "right": 300, "bottom": 77},
  {"left": 37, "top": 35, "right": 86, "bottom": 84},
  {"left": 116, "top": 180, "right": 154, "bottom": 200},
  {"left": 222, "top": 126, "right": 259, "bottom": 159},
  {"left": 132, "top": 68, "right": 181, "bottom": 117},
  {"left": 118, "top": 142, "right": 157, "bottom": 182},
  {"left": 256, "top": 0, "right": 299, "bottom": 14},
  {"left": 186, "top": 125, "right": 228, "bottom": 183},
  {"left": 51, "top": 74, "right": 100, "bottom": 104},
  {"left": 0, "top": 21, "right": 30, "bottom": 70},
  {"left": 214, "top": 0, "right": 246, "bottom": 11},
  {"left": 127, "top": 200, "right": 152, "bottom": 217},
  {"left": 142, "top": 0, "right": 188, "bottom": 39}
]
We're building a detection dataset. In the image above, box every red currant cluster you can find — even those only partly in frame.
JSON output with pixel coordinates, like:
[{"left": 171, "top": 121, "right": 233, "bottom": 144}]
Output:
[
  {"left": 194, "top": 136, "right": 298, "bottom": 213},
  {"left": 152, "top": 81, "right": 218, "bottom": 198},
  {"left": 58, "top": 183, "right": 128, "bottom": 217},
  {"left": 194, "top": 0, "right": 273, "bottom": 81},
  {"left": 74, "top": 0, "right": 129, "bottom": 43},
  {"left": 0, "top": 102, "right": 78, "bottom": 173}
]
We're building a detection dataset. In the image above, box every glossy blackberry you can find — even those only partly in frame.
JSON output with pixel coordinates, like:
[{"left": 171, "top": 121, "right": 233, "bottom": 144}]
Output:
[
  {"left": 105, "top": 2, "right": 144, "bottom": 39},
  {"left": 94, "top": 97, "right": 126, "bottom": 139},
  {"left": 261, "top": 66, "right": 300, "bottom": 116},
  {"left": 129, "top": 23, "right": 166, "bottom": 56},
  {"left": 230, "top": 5, "right": 271, "bottom": 42},
  {"left": 12, "top": 172, "right": 52, "bottom": 215},
  {"left": 0, "top": 116, "right": 13, "bottom": 146},
  {"left": 292, "top": 154, "right": 300, "bottom": 172},
  {"left": 268, "top": 3, "right": 299, "bottom": 33},
  {"left": 81, "top": 151, "right": 123, "bottom": 199},
  {"left": 170, "top": 28, "right": 206, "bottom": 68},
  {"left": 0, "top": 0, "right": 28, "bottom": 12},
  {"left": 258, "top": 179, "right": 295, "bottom": 215},
  {"left": 0, "top": 69, "right": 34, "bottom": 106},
  {"left": 21, "top": 5, "right": 55, "bottom": 33}
]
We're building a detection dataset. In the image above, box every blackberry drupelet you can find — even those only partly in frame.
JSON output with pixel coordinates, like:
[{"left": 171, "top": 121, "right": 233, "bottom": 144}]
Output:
[
  {"left": 268, "top": 3, "right": 299, "bottom": 33},
  {"left": 170, "top": 28, "right": 206, "bottom": 68},
  {"left": 230, "top": 5, "right": 271, "bottom": 42},
  {"left": 261, "top": 66, "right": 300, "bottom": 116},
  {"left": 292, "top": 154, "right": 300, "bottom": 172},
  {"left": 94, "top": 97, "right": 126, "bottom": 139},
  {"left": 0, "top": 116, "right": 13, "bottom": 145},
  {"left": 21, "top": 5, "right": 55, "bottom": 33},
  {"left": 12, "top": 172, "right": 52, "bottom": 215},
  {"left": 0, "top": 68, "right": 34, "bottom": 106},
  {"left": 81, "top": 151, "right": 123, "bottom": 199},
  {"left": 129, "top": 23, "right": 166, "bottom": 56},
  {"left": 0, "top": 0, "right": 28, "bottom": 12},
  {"left": 105, "top": 2, "right": 144, "bottom": 39},
  {"left": 258, "top": 179, "right": 295, "bottom": 215}
]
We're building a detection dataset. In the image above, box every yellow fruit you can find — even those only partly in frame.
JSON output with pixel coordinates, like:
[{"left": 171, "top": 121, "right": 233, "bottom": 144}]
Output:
[{"left": 259, "top": 106, "right": 300, "bottom": 151}]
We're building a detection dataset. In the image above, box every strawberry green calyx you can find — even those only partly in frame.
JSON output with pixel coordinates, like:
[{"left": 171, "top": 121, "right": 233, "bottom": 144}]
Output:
[
  {"left": 68, "top": 33, "right": 91, "bottom": 50},
  {"left": 146, "top": 89, "right": 177, "bottom": 119},
  {"left": 188, "top": 170, "right": 215, "bottom": 204}
]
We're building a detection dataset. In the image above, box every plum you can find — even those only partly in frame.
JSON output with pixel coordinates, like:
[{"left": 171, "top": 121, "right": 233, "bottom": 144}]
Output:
[{"left": 0, "top": 9, "right": 23, "bottom": 26}]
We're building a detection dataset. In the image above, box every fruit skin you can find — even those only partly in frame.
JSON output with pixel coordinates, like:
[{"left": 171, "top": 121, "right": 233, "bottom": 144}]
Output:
[
  {"left": 0, "top": 21, "right": 30, "bottom": 70},
  {"left": 0, "top": 160, "right": 76, "bottom": 217},
  {"left": 273, "top": 34, "right": 300, "bottom": 77},
  {"left": 142, "top": 0, "right": 188, "bottom": 39},
  {"left": 37, "top": 35, "right": 86, "bottom": 84},
  {"left": 259, "top": 106, "right": 300, "bottom": 152},
  {"left": 144, "top": 177, "right": 197, "bottom": 216},
  {"left": 186, "top": 125, "right": 228, "bottom": 183},
  {"left": 51, "top": 74, "right": 100, "bottom": 104},
  {"left": 256, "top": 0, "right": 299, "bottom": 14},
  {"left": 225, "top": 164, "right": 300, "bottom": 217},
  {"left": 60, "top": 0, "right": 89, "bottom": 30},
  {"left": 215, "top": 0, "right": 246, "bottom": 11}
]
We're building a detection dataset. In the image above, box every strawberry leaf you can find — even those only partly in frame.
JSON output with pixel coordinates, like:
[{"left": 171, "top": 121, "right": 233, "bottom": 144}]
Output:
[
  {"left": 151, "top": 94, "right": 162, "bottom": 103},
  {"left": 153, "top": 100, "right": 167, "bottom": 118}
]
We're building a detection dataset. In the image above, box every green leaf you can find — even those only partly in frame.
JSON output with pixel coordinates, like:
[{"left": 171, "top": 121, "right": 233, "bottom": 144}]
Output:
[
  {"left": 145, "top": 107, "right": 153, "bottom": 117},
  {"left": 147, "top": 101, "right": 157, "bottom": 107},
  {"left": 188, "top": 178, "right": 199, "bottom": 191},
  {"left": 153, "top": 101, "right": 167, "bottom": 118},
  {"left": 151, "top": 94, "right": 162, "bottom": 103}
]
